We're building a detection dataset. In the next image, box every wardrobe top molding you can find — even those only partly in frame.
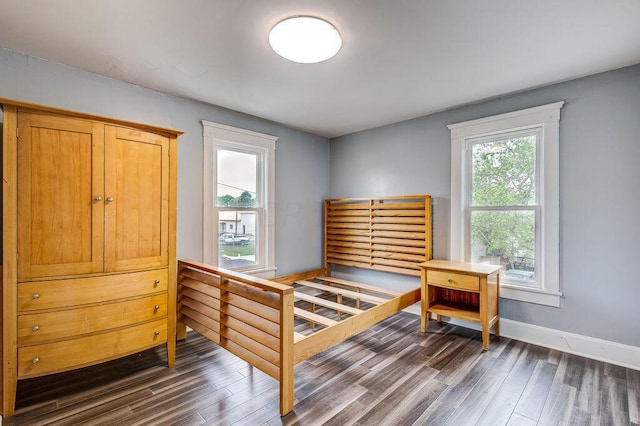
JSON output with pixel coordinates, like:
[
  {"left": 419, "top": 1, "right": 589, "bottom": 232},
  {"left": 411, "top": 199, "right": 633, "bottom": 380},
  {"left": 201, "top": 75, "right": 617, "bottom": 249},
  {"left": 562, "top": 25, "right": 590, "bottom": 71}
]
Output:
[{"left": 0, "top": 98, "right": 183, "bottom": 137}]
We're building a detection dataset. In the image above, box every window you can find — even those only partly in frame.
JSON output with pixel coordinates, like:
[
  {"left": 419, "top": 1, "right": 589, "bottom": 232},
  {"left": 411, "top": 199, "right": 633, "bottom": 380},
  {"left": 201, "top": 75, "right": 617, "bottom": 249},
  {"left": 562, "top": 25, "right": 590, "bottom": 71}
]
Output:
[
  {"left": 203, "top": 121, "right": 277, "bottom": 276},
  {"left": 448, "top": 102, "right": 564, "bottom": 306}
]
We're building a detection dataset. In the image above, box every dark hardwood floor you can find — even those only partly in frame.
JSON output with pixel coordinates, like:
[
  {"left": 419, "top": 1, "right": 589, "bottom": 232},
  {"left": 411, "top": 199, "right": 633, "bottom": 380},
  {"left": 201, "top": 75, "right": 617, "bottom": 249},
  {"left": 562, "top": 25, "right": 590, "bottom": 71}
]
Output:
[{"left": 5, "top": 312, "right": 639, "bottom": 425}]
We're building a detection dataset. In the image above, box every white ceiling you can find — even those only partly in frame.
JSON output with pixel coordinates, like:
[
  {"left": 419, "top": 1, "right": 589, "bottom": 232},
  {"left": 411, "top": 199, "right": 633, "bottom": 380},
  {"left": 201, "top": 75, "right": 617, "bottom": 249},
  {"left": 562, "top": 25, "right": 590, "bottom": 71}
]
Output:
[{"left": 0, "top": 1, "right": 639, "bottom": 138}]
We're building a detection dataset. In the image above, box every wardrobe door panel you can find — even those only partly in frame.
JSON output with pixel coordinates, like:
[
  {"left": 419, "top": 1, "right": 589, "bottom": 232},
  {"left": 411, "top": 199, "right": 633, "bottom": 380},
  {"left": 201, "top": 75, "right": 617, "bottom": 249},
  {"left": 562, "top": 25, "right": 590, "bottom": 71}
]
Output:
[
  {"left": 17, "top": 113, "right": 104, "bottom": 278},
  {"left": 104, "top": 126, "right": 169, "bottom": 272}
]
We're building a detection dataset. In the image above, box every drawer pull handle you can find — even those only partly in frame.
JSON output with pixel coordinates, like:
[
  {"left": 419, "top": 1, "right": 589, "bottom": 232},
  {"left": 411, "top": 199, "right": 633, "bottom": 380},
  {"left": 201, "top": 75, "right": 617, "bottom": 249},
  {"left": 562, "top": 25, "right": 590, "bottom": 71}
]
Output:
[
  {"left": 32, "top": 325, "right": 40, "bottom": 332},
  {"left": 447, "top": 279, "right": 453, "bottom": 283},
  {"left": 154, "top": 331, "right": 160, "bottom": 337},
  {"left": 154, "top": 279, "right": 161, "bottom": 286},
  {"left": 95, "top": 195, "right": 102, "bottom": 201},
  {"left": 154, "top": 304, "right": 160, "bottom": 312},
  {"left": 32, "top": 357, "right": 40, "bottom": 364},
  {"left": 32, "top": 293, "right": 40, "bottom": 300},
  {"left": 106, "top": 196, "right": 114, "bottom": 202}
]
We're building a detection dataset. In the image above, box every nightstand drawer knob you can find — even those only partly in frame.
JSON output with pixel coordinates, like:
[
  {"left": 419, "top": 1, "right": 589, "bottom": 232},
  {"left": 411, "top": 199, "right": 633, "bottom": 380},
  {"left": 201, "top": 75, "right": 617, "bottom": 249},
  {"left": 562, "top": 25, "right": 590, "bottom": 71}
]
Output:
[
  {"left": 32, "top": 325, "right": 40, "bottom": 332},
  {"left": 32, "top": 357, "right": 40, "bottom": 364},
  {"left": 448, "top": 279, "right": 453, "bottom": 283},
  {"left": 154, "top": 304, "right": 160, "bottom": 311},
  {"left": 154, "top": 279, "right": 160, "bottom": 286},
  {"left": 32, "top": 293, "right": 40, "bottom": 299},
  {"left": 154, "top": 331, "right": 160, "bottom": 337}
]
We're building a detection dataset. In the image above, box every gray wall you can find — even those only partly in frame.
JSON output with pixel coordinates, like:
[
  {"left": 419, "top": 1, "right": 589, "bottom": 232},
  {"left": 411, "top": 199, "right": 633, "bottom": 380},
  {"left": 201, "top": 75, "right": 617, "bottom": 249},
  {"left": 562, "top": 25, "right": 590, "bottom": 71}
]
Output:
[
  {"left": 3, "top": 47, "right": 638, "bottom": 348},
  {"left": 330, "top": 64, "right": 640, "bottom": 347},
  {"left": 0, "top": 48, "right": 330, "bottom": 274}
]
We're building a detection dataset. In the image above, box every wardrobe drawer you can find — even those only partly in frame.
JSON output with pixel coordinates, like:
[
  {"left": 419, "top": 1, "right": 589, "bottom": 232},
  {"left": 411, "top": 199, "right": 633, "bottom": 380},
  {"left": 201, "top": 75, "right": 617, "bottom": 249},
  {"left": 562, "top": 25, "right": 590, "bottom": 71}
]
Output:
[
  {"left": 18, "top": 294, "right": 167, "bottom": 345},
  {"left": 427, "top": 270, "right": 480, "bottom": 292},
  {"left": 17, "top": 319, "right": 167, "bottom": 378},
  {"left": 18, "top": 269, "right": 168, "bottom": 311}
]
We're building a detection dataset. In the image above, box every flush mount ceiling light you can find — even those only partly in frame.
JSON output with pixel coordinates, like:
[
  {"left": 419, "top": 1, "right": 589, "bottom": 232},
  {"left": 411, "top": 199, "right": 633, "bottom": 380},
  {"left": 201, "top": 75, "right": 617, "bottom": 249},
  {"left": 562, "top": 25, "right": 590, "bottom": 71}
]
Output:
[{"left": 269, "top": 16, "right": 342, "bottom": 64}]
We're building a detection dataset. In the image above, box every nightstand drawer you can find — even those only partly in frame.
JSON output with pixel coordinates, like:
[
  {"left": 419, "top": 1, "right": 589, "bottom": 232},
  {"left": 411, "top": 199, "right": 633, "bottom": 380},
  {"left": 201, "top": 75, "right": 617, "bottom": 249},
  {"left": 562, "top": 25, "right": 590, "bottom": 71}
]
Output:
[{"left": 427, "top": 270, "right": 479, "bottom": 292}]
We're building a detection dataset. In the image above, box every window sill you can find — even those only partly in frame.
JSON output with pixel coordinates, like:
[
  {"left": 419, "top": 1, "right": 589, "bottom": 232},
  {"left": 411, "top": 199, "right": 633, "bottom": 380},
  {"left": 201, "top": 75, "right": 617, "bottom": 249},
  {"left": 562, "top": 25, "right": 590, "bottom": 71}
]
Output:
[{"left": 500, "top": 283, "right": 561, "bottom": 307}]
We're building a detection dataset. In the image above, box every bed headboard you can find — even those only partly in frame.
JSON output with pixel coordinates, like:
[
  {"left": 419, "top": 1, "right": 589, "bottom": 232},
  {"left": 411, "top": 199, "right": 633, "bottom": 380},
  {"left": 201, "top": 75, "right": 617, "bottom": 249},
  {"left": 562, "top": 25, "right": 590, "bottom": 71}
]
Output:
[{"left": 324, "top": 195, "right": 432, "bottom": 277}]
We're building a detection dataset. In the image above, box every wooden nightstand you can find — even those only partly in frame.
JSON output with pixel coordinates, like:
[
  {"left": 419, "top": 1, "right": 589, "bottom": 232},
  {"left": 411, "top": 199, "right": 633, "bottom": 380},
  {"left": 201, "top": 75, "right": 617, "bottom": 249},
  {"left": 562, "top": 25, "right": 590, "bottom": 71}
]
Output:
[{"left": 419, "top": 260, "right": 501, "bottom": 350}]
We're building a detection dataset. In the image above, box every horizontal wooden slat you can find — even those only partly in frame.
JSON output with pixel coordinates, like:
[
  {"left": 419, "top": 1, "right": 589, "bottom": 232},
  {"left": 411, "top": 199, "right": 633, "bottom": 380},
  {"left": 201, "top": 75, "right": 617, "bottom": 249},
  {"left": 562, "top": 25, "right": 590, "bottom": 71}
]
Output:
[
  {"left": 371, "top": 251, "right": 426, "bottom": 263},
  {"left": 326, "top": 203, "right": 371, "bottom": 211},
  {"left": 179, "top": 304, "right": 279, "bottom": 366},
  {"left": 370, "top": 230, "right": 425, "bottom": 240},
  {"left": 327, "top": 241, "right": 370, "bottom": 250},
  {"left": 371, "top": 216, "right": 425, "bottom": 224},
  {"left": 327, "top": 252, "right": 372, "bottom": 264},
  {"left": 179, "top": 277, "right": 280, "bottom": 323},
  {"left": 372, "top": 257, "right": 422, "bottom": 271},
  {"left": 326, "top": 246, "right": 370, "bottom": 257},
  {"left": 327, "top": 216, "right": 370, "bottom": 224},
  {"left": 325, "top": 234, "right": 371, "bottom": 244},
  {"left": 369, "top": 201, "right": 426, "bottom": 210},
  {"left": 180, "top": 268, "right": 281, "bottom": 310},
  {"left": 295, "top": 281, "right": 388, "bottom": 305},
  {"left": 180, "top": 296, "right": 280, "bottom": 350},
  {"left": 180, "top": 316, "right": 279, "bottom": 380},
  {"left": 372, "top": 209, "right": 426, "bottom": 217},
  {"left": 370, "top": 237, "right": 425, "bottom": 248},
  {"left": 326, "top": 258, "right": 372, "bottom": 271},
  {"left": 371, "top": 223, "right": 425, "bottom": 232},
  {"left": 293, "top": 307, "right": 337, "bottom": 328},
  {"left": 327, "top": 210, "right": 371, "bottom": 217},
  {"left": 327, "top": 222, "right": 370, "bottom": 230},
  {"left": 314, "top": 276, "right": 401, "bottom": 297},
  {"left": 370, "top": 243, "right": 426, "bottom": 255},
  {"left": 327, "top": 229, "right": 370, "bottom": 237},
  {"left": 293, "top": 292, "right": 363, "bottom": 316}
]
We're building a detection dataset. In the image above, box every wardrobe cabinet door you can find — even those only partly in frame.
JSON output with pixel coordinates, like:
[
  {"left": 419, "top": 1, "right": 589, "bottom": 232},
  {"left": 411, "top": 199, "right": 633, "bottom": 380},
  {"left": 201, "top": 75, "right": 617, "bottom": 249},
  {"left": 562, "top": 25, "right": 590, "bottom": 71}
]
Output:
[
  {"left": 104, "top": 125, "right": 169, "bottom": 272},
  {"left": 17, "top": 112, "right": 104, "bottom": 279}
]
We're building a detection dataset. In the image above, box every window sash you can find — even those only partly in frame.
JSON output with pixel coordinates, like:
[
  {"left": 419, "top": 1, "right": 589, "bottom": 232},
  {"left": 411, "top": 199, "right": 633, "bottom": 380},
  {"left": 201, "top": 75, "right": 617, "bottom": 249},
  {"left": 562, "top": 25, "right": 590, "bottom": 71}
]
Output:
[
  {"left": 215, "top": 146, "right": 263, "bottom": 208},
  {"left": 466, "top": 205, "right": 541, "bottom": 288}
]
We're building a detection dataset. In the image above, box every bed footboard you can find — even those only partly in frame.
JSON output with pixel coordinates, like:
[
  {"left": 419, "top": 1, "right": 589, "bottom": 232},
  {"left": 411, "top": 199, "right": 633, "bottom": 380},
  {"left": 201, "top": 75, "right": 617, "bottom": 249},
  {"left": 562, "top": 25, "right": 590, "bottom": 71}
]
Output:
[{"left": 177, "top": 260, "right": 295, "bottom": 415}]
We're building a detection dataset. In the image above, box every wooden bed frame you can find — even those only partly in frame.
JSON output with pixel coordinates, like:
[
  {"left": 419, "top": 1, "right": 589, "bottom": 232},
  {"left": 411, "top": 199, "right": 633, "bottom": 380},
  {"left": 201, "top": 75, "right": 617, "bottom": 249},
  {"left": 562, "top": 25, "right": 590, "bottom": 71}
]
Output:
[{"left": 176, "top": 195, "right": 432, "bottom": 415}]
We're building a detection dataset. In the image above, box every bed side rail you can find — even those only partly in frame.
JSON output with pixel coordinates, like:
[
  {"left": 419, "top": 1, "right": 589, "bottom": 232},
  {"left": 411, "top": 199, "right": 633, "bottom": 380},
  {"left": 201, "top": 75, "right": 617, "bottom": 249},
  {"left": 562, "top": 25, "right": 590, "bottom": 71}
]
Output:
[{"left": 177, "top": 260, "right": 294, "bottom": 415}]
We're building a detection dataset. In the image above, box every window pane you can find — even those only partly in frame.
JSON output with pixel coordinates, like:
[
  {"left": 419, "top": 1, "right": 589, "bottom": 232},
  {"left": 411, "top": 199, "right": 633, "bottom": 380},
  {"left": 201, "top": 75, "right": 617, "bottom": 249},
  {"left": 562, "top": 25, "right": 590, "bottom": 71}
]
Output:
[
  {"left": 217, "top": 149, "right": 258, "bottom": 207},
  {"left": 470, "top": 210, "right": 536, "bottom": 285},
  {"left": 218, "top": 210, "right": 257, "bottom": 269},
  {"left": 471, "top": 135, "right": 537, "bottom": 206}
]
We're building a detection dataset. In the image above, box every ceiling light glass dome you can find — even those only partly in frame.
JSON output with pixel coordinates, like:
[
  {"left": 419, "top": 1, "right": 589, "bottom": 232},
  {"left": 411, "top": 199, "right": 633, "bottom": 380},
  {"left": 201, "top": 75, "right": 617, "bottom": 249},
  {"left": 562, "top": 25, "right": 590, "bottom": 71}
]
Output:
[{"left": 269, "top": 16, "right": 342, "bottom": 64}]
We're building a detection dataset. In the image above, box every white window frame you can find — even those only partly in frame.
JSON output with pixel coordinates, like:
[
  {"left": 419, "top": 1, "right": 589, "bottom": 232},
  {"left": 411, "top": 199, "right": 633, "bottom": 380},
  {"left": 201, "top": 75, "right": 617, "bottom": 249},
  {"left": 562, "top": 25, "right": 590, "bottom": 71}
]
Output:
[
  {"left": 448, "top": 102, "right": 564, "bottom": 307},
  {"left": 203, "top": 120, "right": 277, "bottom": 277}
]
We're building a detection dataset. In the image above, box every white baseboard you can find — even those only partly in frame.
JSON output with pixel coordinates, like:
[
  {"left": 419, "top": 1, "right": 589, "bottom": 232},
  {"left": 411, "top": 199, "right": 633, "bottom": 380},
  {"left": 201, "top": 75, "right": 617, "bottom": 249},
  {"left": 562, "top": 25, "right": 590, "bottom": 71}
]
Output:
[
  {"left": 499, "top": 319, "right": 640, "bottom": 371},
  {"left": 412, "top": 312, "right": 640, "bottom": 371}
]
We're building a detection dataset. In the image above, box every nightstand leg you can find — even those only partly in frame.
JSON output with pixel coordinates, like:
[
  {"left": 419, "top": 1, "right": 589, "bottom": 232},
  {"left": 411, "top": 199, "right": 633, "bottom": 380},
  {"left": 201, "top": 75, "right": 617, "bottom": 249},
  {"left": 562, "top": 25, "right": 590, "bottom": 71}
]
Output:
[
  {"left": 482, "top": 327, "right": 489, "bottom": 350},
  {"left": 494, "top": 319, "right": 500, "bottom": 337}
]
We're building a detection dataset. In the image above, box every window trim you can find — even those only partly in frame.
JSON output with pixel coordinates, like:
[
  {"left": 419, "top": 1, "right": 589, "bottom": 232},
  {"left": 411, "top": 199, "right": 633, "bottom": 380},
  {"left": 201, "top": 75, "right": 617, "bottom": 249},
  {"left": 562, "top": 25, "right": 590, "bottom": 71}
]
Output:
[
  {"left": 448, "top": 102, "right": 564, "bottom": 307},
  {"left": 202, "top": 120, "right": 277, "bottom": 277}
]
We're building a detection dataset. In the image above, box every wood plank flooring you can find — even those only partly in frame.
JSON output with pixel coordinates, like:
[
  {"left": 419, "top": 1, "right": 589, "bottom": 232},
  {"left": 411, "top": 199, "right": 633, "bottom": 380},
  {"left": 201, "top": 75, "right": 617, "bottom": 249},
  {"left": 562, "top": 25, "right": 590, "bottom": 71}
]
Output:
[{"left": 4, "top": 312, "right": 639, "bottom": 425}]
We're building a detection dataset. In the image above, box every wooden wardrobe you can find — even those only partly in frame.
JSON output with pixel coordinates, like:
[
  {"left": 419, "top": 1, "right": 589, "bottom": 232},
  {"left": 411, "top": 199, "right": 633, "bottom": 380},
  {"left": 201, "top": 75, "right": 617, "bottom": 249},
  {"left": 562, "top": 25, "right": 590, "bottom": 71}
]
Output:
[{"left": 1, "top": 99, "right": 181, "bottom": 416}]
